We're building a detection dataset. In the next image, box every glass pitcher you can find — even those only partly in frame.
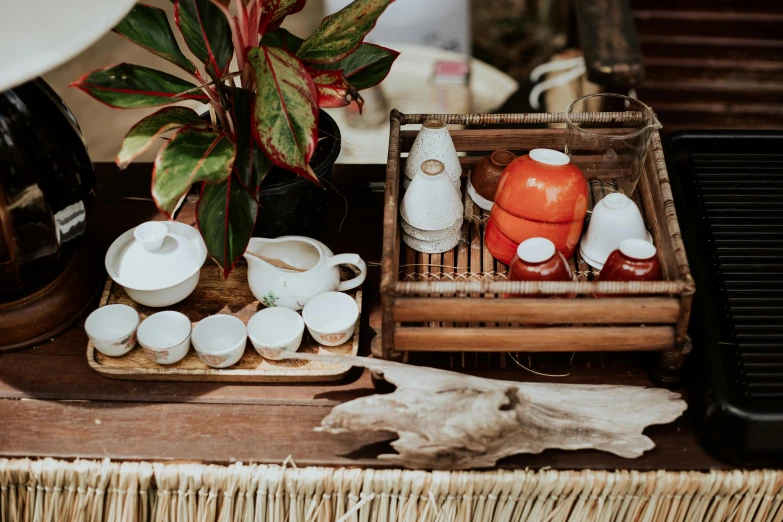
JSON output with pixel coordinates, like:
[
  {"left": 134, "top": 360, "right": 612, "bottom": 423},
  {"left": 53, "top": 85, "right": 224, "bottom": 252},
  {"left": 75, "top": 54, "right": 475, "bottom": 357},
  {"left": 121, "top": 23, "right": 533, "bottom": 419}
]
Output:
[{"left": 564, "top": 93, "right": 662, "bottom": 201}]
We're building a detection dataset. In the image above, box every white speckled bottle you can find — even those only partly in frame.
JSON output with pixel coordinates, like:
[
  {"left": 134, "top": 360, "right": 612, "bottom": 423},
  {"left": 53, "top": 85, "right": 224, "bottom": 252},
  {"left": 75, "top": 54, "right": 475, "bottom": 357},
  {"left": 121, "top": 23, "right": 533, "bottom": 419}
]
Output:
[
  {"left": 403, "top": 119, "right": 462, "bottom": 190},
  {"left": 400, "top": 159, "right": 463, "bottom": 254}
]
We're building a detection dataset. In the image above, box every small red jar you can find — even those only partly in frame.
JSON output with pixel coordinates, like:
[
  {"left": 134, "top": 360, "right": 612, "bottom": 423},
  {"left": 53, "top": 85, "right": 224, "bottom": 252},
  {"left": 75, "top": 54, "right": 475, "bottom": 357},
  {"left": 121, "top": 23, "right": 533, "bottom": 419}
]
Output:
[
  {"left": 596, "top": 238, "right": 661, "bottom": 297},
  {"left": 506, "top": 237, "right": 572, "bottom": 297}
]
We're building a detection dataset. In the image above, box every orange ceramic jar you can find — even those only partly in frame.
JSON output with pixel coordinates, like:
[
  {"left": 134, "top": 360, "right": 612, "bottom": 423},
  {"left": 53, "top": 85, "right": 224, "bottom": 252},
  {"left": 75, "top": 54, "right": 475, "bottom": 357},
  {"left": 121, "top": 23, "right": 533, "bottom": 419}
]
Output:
[
  {"left": 492, "top": 205, "right": 582, "bottom": 257},
  {"left": 488, "top": 148, "right": 588, "bottom": 261},
  {"left": 485, "top": 216, "right": 518, "bottom": 266}
]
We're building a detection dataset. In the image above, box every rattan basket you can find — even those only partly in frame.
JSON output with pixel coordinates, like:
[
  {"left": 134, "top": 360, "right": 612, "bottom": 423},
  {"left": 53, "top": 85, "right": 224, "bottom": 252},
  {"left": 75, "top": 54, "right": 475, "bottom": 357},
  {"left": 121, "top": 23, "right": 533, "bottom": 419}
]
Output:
[{"left": 378, "top": 110, "right": 694, "bottom": 379}]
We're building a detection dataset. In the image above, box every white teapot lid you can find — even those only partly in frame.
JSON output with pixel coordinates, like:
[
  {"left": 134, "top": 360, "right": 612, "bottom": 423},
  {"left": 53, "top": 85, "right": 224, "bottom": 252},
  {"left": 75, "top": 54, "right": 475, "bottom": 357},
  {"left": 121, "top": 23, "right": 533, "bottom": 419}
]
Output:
[{"left": 105, "top": 221, "right": 207, "bottom": 291}]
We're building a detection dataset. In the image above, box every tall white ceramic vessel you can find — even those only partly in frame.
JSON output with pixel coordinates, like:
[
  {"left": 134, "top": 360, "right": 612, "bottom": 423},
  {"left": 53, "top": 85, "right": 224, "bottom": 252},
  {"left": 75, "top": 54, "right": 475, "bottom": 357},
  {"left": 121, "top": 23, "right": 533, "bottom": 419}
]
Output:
[
  {"left": 404, "top": 119, "right": 462, "bottom": 190},
  {"left": 400, "top": 159, "right": 463, "bottom": 254}
]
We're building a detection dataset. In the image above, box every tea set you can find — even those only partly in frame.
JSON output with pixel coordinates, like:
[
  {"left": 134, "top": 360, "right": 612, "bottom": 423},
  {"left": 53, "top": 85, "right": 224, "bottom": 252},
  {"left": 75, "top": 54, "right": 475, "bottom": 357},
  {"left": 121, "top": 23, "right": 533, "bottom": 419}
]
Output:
[
  {"left": 87, "top": 222, "right": 367, "bottom": 366},
  {"left": 400, "top": 118, "right": 662, "bottom": 288}
]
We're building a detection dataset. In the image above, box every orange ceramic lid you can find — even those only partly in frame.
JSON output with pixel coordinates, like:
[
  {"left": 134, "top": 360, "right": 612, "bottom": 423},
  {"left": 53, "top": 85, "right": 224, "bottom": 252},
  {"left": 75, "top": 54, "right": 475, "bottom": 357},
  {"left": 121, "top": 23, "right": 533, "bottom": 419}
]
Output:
[{"left": 494, "top": 149, "right": 588, "bottom": 224}]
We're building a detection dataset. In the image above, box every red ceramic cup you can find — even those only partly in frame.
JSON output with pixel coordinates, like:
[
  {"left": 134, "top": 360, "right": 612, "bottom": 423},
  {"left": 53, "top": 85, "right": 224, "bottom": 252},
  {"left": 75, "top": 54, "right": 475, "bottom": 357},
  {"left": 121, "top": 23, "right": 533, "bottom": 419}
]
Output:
[
  {"left": 595, "top": 238, "right": 661, "bottom": 297},
  {"left": 506, "top": 237, "right": 573, "bottom": 298}
]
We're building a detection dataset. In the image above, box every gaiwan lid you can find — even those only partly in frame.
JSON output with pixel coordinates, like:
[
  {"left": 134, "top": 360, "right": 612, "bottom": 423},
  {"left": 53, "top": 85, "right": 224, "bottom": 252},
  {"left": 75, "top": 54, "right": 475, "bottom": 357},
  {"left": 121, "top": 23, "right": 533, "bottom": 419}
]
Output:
[{"left": 105, "top": 221, "right": 207, "bottom": 291}]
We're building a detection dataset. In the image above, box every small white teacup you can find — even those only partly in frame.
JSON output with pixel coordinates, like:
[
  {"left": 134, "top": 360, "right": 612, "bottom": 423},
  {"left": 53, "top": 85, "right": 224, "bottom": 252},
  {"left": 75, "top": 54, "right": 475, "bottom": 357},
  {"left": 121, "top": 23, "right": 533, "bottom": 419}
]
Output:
[
  {"left": 248, "top": 307, "right": 304, "bottom": 360},
  {"left": 137, "top": 311, "right": 191, "bottom": 365},
  {"left": 192, "top": 315, "right": 247, "bottom": 368},
  {"left": 85, "top": 304, "right": 139, "bottom": 357},
  {"left": 302, "top": 291, "right": 359, "bottom": 347},
  {"left": 579, "top": 193, "right": 652, "bottom": 269}
]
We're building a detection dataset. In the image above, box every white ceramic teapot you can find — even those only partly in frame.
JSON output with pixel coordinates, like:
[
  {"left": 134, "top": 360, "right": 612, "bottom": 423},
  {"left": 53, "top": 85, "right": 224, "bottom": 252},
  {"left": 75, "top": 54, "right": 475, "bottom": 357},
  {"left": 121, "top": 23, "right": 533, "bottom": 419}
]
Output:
[{"left": 243, "top": 236, "right": 366, "bottom": 310}]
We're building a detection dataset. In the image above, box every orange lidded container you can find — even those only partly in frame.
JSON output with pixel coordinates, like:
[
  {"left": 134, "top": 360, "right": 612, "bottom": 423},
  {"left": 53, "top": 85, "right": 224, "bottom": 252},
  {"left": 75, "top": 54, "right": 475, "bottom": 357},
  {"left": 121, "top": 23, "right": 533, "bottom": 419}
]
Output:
[{"left": 488, "top": 148, "right": 588, "bottom": 264}]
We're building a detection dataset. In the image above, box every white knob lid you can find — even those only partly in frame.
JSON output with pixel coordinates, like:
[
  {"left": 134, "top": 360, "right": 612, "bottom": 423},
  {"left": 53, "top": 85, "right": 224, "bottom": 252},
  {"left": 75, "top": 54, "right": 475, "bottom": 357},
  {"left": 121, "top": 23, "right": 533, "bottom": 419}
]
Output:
[
  {"left": 134, "top": 221, "right": 168, "bottom": 252},
  {"left": 601, "top": 192, "right": 633, "bottom": 210},
  {"left": 516, "top": 237, "right": 556, "bottom": 263},
  {"left": 529, "top": 148, "right": 570, "bottom": 166}
]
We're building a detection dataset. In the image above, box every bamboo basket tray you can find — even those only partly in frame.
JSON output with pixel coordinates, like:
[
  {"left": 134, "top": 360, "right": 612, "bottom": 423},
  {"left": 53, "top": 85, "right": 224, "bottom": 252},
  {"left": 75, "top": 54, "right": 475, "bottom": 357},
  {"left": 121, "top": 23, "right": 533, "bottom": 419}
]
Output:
[
  {"left": 379, "top": 111, "right": 694, "bottom": 374},
  {"left": 87, "top": 265, "right": 361, "bottom": 382}
]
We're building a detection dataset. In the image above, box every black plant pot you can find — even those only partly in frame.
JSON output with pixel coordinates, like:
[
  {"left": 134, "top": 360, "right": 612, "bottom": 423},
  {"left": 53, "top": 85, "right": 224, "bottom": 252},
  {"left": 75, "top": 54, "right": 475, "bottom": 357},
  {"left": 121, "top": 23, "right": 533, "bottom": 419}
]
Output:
[{"left": 253, "top": 109, "right": 341, "bottom": 239}]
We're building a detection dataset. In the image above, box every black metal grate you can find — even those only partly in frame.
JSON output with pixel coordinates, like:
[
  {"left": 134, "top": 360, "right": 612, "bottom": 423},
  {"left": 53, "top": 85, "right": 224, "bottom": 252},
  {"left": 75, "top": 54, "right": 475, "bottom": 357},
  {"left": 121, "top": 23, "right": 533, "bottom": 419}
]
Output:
[{"left": 691, "top": 153, "right": 783, "bottom": 398}]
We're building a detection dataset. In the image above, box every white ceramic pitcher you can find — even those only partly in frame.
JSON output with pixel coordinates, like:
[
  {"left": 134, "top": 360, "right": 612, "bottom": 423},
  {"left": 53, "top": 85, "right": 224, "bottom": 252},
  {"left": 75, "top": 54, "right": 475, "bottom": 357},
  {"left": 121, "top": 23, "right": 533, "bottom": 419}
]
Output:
[{"left": 244, "top": 236, "right": 366, "bottom": 310}]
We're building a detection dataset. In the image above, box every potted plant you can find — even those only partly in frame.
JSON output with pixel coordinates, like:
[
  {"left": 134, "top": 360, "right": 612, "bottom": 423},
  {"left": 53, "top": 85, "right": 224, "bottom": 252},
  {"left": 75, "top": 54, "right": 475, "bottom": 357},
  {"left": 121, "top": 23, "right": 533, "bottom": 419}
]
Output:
[{"left": 72, "top": 0, "right": 398, "bottom": 276}]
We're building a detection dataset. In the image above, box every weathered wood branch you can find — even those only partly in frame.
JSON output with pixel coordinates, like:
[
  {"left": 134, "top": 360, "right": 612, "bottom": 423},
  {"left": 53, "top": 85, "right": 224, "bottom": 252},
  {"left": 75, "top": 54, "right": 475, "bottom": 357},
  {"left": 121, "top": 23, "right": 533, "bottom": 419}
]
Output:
[{"left": 287, "top": 353, "right": 687, "bottom": 469}]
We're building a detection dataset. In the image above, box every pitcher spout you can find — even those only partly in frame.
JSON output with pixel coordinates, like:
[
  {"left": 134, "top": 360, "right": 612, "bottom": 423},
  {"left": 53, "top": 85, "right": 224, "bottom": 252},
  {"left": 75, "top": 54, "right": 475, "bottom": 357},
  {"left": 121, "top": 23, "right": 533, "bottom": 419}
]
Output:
[{"left": 244, "top": 237, "right": 269, "bottom": 266}]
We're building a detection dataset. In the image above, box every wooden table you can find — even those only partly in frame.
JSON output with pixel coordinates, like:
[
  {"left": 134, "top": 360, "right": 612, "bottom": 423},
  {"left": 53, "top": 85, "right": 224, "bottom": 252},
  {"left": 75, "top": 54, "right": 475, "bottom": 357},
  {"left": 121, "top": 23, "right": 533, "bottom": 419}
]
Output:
[{"left": 0, "top": 163, "right": 726, "bottom": 470}]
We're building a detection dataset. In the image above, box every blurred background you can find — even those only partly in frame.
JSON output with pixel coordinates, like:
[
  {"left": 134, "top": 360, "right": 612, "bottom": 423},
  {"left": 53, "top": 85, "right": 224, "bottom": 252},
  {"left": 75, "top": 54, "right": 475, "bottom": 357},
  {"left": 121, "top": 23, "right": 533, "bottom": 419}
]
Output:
[{"left": 45, "top": 0, "right": 783, "bottom": 164}]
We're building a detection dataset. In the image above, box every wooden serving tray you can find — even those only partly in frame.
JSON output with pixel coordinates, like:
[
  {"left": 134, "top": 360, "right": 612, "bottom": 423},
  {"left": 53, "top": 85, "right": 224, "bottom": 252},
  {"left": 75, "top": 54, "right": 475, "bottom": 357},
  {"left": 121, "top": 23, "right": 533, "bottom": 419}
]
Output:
[{"left": 86, "top": 264, "right": 361, "bottom": 382}]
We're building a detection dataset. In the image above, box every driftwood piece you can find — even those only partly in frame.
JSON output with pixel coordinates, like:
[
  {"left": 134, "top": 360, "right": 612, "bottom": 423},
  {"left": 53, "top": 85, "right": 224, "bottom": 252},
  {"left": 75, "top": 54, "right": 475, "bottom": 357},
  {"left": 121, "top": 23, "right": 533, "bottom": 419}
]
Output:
[{"left": 288, "top": 353, "right": 687, "bottom": 469}]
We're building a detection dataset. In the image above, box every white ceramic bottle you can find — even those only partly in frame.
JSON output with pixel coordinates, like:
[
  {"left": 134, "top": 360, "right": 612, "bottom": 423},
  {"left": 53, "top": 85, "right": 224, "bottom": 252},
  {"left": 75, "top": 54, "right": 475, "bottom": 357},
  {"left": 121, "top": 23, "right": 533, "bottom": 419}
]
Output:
[
  {"left": 400, "top": 159, "right": 463, "bottom": 253},
  {"left": 404, "top": 119, "right": 461, "bottom": 190}
]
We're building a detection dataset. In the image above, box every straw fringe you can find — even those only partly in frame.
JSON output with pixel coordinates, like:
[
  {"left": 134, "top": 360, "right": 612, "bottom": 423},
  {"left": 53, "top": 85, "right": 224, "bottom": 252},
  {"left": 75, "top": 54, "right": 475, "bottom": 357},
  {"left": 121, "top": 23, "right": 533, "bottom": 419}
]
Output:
[{"left": 0, "top": 460, "right": 781, "bottom": 522}]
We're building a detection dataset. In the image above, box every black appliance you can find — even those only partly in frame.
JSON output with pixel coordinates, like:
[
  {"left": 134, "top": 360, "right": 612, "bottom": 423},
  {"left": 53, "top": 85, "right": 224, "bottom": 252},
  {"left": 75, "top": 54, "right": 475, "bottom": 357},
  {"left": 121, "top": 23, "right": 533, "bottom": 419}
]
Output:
[{"left": 667, "top": 131, "right": 783, "bottom": 466}]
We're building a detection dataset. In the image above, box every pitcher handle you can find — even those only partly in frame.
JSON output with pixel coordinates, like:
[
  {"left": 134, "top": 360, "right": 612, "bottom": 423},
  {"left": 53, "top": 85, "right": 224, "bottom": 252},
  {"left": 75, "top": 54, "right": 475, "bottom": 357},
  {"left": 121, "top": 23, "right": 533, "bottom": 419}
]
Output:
[{"left": 327, "top": 253, "right": 367, "bottom": 291}]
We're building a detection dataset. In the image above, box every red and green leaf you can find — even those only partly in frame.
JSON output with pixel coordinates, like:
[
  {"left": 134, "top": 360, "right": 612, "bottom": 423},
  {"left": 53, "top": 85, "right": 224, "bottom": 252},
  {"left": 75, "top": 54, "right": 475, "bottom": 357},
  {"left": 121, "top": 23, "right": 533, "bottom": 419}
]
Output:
[
  {"left": 114, "top": 3, "right": 197, "bottom": 74},
  {"left": 318, "top": 42, "right": 398, "bottom": 90},
  {"left": 116, "top": 107, "right": 205, "bottom": 168},
  {"left": 175, "top": 0, "right": 234, "bottom": 78},
  {"left": 265, "top": 0, "right": 307, "bottom": 31},
  {"left": 70, "top": 63, "right": 208, "bottom": 108},
  {"left": 260, "top": 27, "right": 303, "bottom": 54},
  {"left": 296, "top": 0, "right": 395, "bottom": 64},
  {"left": 248, "top": 46, "right": 318, "bottom": 182},
  {"left": 232, "top": 88, "right": 272, "bottom": 191},
  {"left": 308, "top": 68, "right": 363, "bottom": 111},
  {"left": 152, "top": 127, "right": 236, "bottom": 216},
  {"left": 196, "top": 173, "right": 258, "bottom": 278},
  {"left": 262, "top": 30, "right": 398, "bottom": 90}
]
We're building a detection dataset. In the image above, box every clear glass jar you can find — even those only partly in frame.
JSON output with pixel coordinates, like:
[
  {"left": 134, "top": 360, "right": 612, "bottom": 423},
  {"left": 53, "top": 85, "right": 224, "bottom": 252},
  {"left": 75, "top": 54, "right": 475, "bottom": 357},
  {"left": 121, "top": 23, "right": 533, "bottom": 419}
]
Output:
[{"left": 564, "top": 93, "right": 661, "bottom": 201}]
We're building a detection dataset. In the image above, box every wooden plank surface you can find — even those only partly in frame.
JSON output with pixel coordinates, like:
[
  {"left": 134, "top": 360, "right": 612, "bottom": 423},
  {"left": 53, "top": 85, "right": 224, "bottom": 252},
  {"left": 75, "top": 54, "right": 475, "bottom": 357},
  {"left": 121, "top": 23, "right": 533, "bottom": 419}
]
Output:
[
  {"left": 395, "top": 326, "right": 675, "bottom": 352},
  {"left": 393, "top": 297, "right": 681, "bottom": 324},
  {"left": 0, "top": 398, "right": 725, "bottom": 470},
  {"left": 0, "top": 163, "right": 726, "bottom": 470}
]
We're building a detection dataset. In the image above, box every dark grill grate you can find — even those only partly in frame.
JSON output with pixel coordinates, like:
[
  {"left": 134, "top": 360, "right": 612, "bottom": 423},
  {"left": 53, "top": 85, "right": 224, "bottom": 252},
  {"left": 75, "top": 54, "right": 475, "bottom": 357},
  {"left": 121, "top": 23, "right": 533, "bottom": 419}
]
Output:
[{"left": 691, "top": 153, "right": 783, "bottom": 399}]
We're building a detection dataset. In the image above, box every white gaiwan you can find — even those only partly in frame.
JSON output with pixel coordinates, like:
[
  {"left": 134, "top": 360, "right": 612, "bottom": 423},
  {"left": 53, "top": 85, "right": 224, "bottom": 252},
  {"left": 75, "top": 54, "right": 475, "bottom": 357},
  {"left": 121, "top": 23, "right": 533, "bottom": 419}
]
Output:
[{"left": 105, "top": 221, "right": 207, "bottom": 307}]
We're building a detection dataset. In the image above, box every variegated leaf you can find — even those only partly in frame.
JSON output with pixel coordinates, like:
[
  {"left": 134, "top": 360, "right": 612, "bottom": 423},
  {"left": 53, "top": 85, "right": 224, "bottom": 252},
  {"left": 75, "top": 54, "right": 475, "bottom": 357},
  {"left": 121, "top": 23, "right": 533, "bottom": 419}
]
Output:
[
  {"left": 260, "top": 27, "right": 303, "bottom": 54},
  {"left": 232, "top": 87, "right": 272, "bottom": 191},
  {"left": 70, "top": 63, "right": 208, "bottom": 108},
  {"left": 152, "top": 127, "right": 236, "bottom": 216},
  {"left": 296, "top": 0, "right": 395, "bottom": 64},
  {"left": 319, "top": 42, "right": 399, "bottom": 89},
  {"left": 307, "top": 68, "right": 363, "bottom": 111},
  {"left": 248, "top": 46, "right": 318, "bottom": 182},
  {"left": 175, "top": 0, "right": 233, "bottom": 78},
  {"left": 116, "top": 107, "right": 204, "bottom": 168},
  {"left": 114, "top": 3, "right": 197, "bottom": 74},
  {"left": 196, "top": 174, "right": 258, "bottom": 277},
  {"left": 266, "top": 0, "right": 306, "bottom": 30}
]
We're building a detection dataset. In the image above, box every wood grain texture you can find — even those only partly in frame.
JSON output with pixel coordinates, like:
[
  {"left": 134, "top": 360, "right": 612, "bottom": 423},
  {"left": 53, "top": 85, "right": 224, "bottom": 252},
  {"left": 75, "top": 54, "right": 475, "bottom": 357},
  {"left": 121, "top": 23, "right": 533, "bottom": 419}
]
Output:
[
  {"left": 87, "top": 266, "right": 362, "bottom": 382},
  {"left": 395, "top": 327, "right": 675, "bottom": 352},
  {"left": 393, "top": 297, "right": 681, "bottom": 323}
]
